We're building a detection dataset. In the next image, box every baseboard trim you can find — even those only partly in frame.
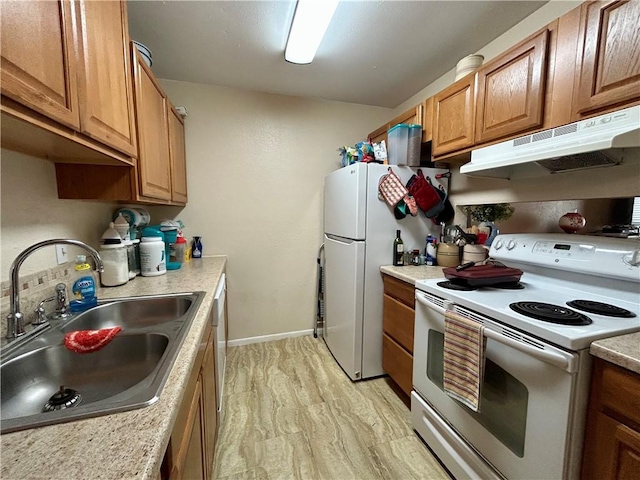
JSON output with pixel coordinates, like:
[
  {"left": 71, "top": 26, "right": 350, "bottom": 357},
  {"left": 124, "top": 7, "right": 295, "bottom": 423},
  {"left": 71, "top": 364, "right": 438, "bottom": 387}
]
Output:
[{"left": 228, "top": 329, "right": 314, "bottom": 347}]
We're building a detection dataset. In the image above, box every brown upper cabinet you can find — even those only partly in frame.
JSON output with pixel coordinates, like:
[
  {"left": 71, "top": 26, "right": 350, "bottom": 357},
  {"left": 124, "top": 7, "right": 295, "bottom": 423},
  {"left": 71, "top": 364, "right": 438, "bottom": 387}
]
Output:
[
  {"left": 572, "top": 0, "right": 640, "bottom": 118},
  {"left": 427, "top": 1, "right": 639, "bottom": 161},
  {"left": 168, "top": 103, "right": 189, "bottom": 204},
  {"left": 0, "top": 0, "right": 79, "bottom": 129},
  {"left": 432, "top": 73, "right": 477, "bottom": 156},
  {"left": 132, "top": 47, "right": 172, "bottom": 202},
  {"left": 55, "top": 45, "right": 188, "bottom": 205},
  {"left": 74, "top": 0, "right": 137, "bottom": 157},
  {"left": 475, "top": 29, "right": 549, "bottom": 144},
  {"left": 0, "top": 0, "right": 137, "bottom": 160},
  {"left": 390, "top": 104, "right": 423, "bottom": 128}
]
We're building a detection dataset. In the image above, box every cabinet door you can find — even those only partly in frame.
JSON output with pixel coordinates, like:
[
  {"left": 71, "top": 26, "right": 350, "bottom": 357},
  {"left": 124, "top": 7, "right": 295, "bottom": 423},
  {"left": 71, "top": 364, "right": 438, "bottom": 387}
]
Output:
[
  {"left": 368, "top": 123, "right": 388, "bottom": 146},
  {"left": 168, "top": 104, "right": 188, "bottom": 204},
  {"left": 74, "top": 0, "right": 137, "bottom": 156},
  {"left": 201, "top": 335, "right": 217, "bottom": 480},
  {"left": 390, "top": 104, "right": 423, "bottom": 128},
  {"left": 432, "top": 74, "right": 476, "bottom": 156},
  {"left": 0, "top": 0, "right": 79, "bottom": 129},
  {"left": 171, "top": 375, "right": 205, "bottom": 480},
  {"left": 582, "top": 411, "right": 640, "bottom": 480},
  {"left": 573, "top": 0, "right": 640, "bottom": 116},
  {"left": 475, "top": 29, "right": 549, "bottom": 143},
  {"left": 382, "top": 333, "right": 413, "bottom": 396},
  {"left": 133, "top": 48, "right": 172, "bottom": 201},
  {"left": 382, "top": 294, "right": 414, "bottom": 354}
]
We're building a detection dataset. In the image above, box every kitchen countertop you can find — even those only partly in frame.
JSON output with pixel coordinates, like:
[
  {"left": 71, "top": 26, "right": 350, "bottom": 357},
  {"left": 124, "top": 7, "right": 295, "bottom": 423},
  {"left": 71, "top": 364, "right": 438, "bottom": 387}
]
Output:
[
  {"left": 0, "top": 256, "right": 226, "bottom": 480},
  {"left": 590, "top": 332, "right": 640, "bottom": 375},
  {"left": 380, "top": 264, "right": 444, "bottom": 285},
  {"left": 381, "top": 265, "right": 640, "bottom": 376}
]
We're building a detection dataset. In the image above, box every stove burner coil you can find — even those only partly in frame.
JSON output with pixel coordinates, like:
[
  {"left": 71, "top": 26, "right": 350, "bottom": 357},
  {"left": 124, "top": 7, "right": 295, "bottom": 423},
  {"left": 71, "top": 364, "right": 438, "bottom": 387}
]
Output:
[
  {"left": 566, "top": 300, "right": 636, "bottom": 318},
  {"left": 509, "top": 302, "right": 592, "bottom": 326},
  {"left": 43, "top": 386, "right": 82, "bottom": 412}
]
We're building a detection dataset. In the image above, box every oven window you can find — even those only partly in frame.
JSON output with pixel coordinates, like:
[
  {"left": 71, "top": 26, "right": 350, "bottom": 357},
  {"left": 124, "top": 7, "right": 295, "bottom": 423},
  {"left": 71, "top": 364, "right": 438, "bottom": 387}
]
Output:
[{"left": 427, "top": 330, "right": 529, "bottom": 457}]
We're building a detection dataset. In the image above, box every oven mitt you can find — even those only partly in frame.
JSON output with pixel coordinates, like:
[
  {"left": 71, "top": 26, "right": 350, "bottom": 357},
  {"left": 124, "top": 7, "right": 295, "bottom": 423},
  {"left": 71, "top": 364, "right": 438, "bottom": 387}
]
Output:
[
  {"left": 407, "top": 169, "right": 442, "bottom": 217},
  {"left": 378, "top": 167, "right": 408, "bottom": 208},
  {"left": 394, "top": 194, "right": 418, "bottom": 219},
  {"left": 394, "top": 199, "right": 408, "bottom": 219},
  {"left": 432, "top": 184, "right": 454, "bottom": 224}
]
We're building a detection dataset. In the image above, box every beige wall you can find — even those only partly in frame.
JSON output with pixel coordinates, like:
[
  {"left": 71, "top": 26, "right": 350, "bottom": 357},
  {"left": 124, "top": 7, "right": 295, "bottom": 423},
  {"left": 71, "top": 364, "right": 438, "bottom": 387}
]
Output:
[
  {"left": 0, "top": 150, "right": 118, "bottom": 282},
  {"left": 156, "top": 80, "right": 391, "bottom": 341}
]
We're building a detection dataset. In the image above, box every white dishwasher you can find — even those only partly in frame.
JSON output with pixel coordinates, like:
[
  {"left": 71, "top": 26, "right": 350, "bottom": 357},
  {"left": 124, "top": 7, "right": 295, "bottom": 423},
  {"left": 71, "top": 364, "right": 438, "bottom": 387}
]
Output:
[{"left": 213, "top": 273, "right": 226, "bottom": 423}]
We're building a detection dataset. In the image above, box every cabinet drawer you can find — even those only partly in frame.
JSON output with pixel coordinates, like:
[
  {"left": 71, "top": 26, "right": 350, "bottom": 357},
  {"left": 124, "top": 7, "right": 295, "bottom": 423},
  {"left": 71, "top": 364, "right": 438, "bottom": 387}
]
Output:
[
  {"left": 383, "top": 294, "right": 414, "bottom": 354},
  {"left": 382, "top": 333, "right": 413, "bottom": 397},
  {"left": 382, "top": 274, "right": 414, "bottom": 308},
  {"left": 599, "top": 360, "right": 640, "bottom": 425}
]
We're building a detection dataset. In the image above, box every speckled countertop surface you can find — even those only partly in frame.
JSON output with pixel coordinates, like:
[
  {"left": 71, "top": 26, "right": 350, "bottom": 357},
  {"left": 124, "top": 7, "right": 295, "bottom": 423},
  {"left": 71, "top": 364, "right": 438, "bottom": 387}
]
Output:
[
  {"left": 380, "top": 265, "right": 445, "bottom": 285},
  {"left": 0, "top": 256, "right": 226, "bottom": 480},
  {"left": 381, "top": 265, "right": 640, "bottom": 376},
  {"left": 590, "top": 332, "right": 640, "bottom": 375}
]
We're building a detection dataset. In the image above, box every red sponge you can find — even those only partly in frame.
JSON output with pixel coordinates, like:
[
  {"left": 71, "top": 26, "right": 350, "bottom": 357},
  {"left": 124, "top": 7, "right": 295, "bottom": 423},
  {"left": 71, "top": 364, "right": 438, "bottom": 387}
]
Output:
[{"left": 64, "top": 327, "right": 122, "bottom": 354}]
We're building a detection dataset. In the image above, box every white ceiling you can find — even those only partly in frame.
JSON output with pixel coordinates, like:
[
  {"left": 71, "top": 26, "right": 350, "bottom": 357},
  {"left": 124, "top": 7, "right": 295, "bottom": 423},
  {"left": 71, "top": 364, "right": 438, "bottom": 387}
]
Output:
[{"left": 128, "top": 1, "right": 547, "bottom": 108}]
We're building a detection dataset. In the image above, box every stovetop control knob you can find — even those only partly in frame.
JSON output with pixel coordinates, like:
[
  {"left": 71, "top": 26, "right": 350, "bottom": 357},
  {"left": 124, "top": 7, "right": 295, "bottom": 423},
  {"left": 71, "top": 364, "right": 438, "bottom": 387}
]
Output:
[
  {"left": 623, "top": 250, "right": 640, "bottom": 266},
  {"left": 506, "top": 239, "right": 517, "bottom": 251},
  {"left": 493, "top": 239, "right": 503, "bottom": 250}
]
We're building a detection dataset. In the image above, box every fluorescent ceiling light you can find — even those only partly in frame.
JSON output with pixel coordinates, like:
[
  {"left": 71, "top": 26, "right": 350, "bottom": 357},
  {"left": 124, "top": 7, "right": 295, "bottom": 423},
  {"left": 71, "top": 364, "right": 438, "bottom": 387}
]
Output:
[{"left": 285, "top": 0, "right": 339, "bottom": 64}]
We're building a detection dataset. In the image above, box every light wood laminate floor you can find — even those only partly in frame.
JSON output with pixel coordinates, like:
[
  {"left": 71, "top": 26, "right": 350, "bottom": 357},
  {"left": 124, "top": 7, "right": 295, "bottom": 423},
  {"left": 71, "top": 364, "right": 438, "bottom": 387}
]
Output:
[{"left": 213, "top": 335, "right": 450, "bottom": 480}]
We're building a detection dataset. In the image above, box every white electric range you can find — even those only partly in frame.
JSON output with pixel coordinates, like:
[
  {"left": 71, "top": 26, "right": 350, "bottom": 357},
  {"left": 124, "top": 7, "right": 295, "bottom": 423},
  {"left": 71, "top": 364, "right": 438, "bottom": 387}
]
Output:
[{"left": 411, "top": 233, "right": 640, "bottom": 480}]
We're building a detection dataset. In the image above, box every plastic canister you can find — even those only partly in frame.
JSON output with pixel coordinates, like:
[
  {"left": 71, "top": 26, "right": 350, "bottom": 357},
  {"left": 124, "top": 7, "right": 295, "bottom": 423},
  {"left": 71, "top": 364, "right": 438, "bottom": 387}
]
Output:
[
  {"left": 99, "top": 244, "right": 129, "bottom": 286},
  {"left": 140, "top": 237, "right": 167, "bottom": 276},
  {"left": 124, "top": 240, "right": 137, "bottom": 279},
  {"left": 132, "top": 239, "right": 141, "bottom": 275},
  {"left": 407, "top": 124, "right": 422, "bottom": 166},
  {"left": 173, "top": 236, "right": 187, "bottom": 264},
  {"left": 387, "top": 123, "right": 409, "bottom": 165}
]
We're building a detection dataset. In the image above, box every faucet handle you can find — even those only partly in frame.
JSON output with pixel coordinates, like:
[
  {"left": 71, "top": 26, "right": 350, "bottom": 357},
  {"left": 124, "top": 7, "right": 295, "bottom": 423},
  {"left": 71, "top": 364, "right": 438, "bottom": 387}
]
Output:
[
  {"left": 33, "top": 297, "right": 55, "bottom": 326},
  {"left": 55, "top": 283, "right": 68, "bottom": 313}
]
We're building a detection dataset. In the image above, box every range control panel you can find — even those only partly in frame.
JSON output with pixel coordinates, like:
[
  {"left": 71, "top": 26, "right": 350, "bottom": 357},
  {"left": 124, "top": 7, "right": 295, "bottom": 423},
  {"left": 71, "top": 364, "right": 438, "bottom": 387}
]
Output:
[{"left": 489, "top": 234, "right": 640, "bottom": 282}]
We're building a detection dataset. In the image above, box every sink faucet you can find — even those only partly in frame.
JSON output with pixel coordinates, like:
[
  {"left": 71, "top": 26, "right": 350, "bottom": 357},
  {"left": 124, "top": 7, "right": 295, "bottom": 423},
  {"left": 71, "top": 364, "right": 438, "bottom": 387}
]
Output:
[{"left": 6, "top": 239, "right": 104, "bottom": 339}]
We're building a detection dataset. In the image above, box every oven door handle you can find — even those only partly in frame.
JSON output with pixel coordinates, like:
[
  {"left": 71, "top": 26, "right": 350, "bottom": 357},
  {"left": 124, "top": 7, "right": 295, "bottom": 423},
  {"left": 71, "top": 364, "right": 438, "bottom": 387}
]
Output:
[{"left": 415, "top": 292, "right": 575, "bottom": 372}]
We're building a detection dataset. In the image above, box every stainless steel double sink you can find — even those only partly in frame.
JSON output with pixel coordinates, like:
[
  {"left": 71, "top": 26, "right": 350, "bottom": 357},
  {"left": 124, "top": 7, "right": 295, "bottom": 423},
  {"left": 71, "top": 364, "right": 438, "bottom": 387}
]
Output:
[{"left": 0, "top": 291, "right": 205, "bottom": 434}]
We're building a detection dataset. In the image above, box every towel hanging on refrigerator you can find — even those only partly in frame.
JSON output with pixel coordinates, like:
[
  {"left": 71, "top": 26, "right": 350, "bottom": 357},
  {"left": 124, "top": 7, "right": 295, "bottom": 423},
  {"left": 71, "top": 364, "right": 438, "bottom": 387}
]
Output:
[{"left": 443, "top": 310, "right": 486, "bottom": 412}]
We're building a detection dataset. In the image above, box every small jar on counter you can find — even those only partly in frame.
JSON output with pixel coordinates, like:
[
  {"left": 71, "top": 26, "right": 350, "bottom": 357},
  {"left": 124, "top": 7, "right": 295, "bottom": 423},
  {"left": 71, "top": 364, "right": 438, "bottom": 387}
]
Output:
[
  {"left": 411, "top": 249, "right": 421, "bottom": 266},
  {"left": 99, "top": 244, "right": 129, "bottom": 286},
  {"left": 140, "top": 236, "right": 167, "bottom": 276}
]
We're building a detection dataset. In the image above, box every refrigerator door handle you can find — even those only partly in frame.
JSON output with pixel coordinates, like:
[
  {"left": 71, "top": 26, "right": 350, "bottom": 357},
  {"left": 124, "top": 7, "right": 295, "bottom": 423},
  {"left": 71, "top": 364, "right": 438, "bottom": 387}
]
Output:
[{"left": 326, "top": 234, "right": 356, "bottom": 245}]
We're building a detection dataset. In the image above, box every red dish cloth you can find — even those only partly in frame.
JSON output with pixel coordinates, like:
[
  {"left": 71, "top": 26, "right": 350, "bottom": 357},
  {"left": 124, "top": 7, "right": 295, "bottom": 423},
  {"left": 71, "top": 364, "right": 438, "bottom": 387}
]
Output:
[{"left": 64, "top": 327, "right": 122, "bottom": 354}]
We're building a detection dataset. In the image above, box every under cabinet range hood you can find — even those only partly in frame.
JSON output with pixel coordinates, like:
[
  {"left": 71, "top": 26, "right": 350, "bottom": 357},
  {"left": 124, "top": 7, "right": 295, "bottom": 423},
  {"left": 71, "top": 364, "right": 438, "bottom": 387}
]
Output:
[{"left": 461, "top": 105, "right": 640, "bottom": 179}]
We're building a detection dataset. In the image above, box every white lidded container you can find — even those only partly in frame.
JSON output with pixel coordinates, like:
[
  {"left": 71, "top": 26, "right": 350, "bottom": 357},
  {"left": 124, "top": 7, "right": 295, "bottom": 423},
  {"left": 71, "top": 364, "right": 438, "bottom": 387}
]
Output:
[
  {"left": 99, "top": 221, "right": 129, "bottom": 287},
  {"left": 99, "top": 244, "right": 129, "bottom": 286},
  {"left": 140, "top": 236, "right": 166, "bottom": 276}
]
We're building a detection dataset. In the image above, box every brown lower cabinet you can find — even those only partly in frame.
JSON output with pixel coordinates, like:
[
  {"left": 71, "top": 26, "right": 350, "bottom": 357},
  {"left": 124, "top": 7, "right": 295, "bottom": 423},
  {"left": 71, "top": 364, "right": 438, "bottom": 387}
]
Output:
[
  {"left": 162, "top": 314, "right": 217, "bottom": 480},
  {"left": 381, "top": 274, "right": 415, "bottom": 396},
  {"left": 581, "top": 358, "right": 640, "bottom": 480}
]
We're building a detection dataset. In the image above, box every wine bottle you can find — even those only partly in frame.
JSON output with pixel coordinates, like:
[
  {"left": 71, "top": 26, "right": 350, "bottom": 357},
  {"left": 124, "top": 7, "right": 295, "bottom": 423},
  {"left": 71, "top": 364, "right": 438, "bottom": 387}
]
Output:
[{"left": 393, "top": 230, "right": 404, "bottom": 266}]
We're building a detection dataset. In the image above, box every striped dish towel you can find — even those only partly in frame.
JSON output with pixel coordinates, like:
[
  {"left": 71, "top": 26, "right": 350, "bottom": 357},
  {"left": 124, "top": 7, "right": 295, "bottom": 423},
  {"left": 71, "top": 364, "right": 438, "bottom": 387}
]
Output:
[{"left": 443, "top": 310, "right": 486, "bottom": 412}]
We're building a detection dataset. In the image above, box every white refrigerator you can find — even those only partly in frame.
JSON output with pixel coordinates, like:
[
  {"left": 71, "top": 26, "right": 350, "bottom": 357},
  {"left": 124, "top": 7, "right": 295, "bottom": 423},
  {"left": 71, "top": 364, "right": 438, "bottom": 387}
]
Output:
[{"left": 323, "top": 162, "right": 449, "bottom": 380}]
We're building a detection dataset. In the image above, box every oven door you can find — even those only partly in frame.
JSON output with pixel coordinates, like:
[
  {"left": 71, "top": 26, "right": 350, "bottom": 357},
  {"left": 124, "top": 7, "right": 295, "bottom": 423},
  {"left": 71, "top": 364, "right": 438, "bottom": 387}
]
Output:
[{"left": 413, "top": 290, "right": 580, "bottom": 480}]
